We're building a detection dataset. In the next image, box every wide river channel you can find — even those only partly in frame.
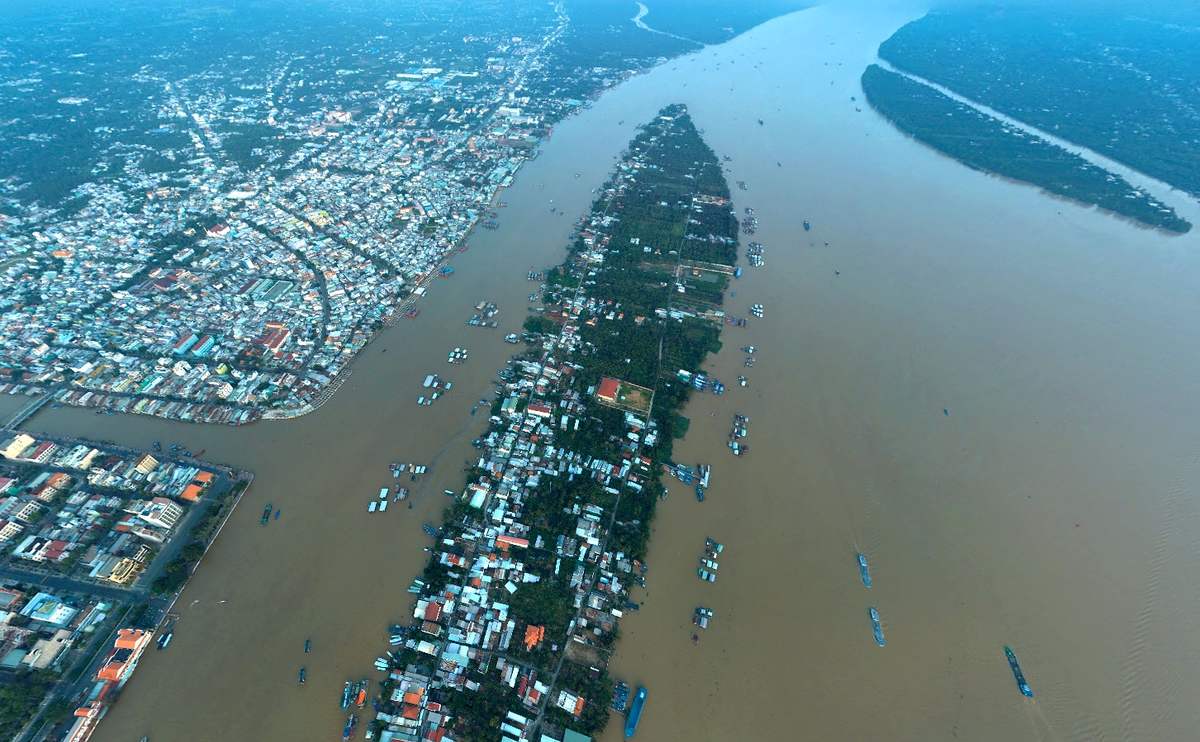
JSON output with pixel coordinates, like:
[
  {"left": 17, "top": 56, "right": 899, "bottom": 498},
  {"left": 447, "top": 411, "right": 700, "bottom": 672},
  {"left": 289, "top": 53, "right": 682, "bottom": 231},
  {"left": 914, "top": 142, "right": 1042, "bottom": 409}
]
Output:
[{"left": 20, "top": 2, "right": 1200, "bottom": 740}]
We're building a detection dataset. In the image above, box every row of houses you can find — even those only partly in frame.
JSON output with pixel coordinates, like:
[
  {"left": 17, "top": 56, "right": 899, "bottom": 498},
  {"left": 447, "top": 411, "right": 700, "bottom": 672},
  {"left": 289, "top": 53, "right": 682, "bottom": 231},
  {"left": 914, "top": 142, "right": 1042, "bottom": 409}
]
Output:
[{"left": 0, "top": 431, "right": 217, "bottom": 584}]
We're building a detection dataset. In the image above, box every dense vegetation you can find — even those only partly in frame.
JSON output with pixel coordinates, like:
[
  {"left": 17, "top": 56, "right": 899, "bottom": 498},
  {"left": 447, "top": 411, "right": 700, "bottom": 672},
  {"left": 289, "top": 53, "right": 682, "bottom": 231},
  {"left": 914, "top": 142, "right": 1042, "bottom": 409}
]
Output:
[
  {"left": 861, "top": 65, "right": 1191, "bottom": 233},
  {"left": 878, "top": 3, "right": 1200, "bottom": 200},
  {"left": 0, "top": 670, "right": 54, "bottom": 739}
]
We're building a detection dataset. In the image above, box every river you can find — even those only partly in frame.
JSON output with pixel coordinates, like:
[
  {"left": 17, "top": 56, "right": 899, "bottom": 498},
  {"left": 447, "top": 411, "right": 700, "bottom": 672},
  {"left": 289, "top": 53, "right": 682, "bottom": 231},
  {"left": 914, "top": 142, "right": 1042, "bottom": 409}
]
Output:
[{"left": 22, "top": 2, "right": 1200, "bottom": 740}]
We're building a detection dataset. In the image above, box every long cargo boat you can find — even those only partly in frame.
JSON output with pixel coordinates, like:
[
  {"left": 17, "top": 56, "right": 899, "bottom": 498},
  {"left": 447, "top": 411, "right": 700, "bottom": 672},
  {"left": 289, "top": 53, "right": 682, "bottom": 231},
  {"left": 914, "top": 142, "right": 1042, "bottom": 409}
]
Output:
[
  {"left": 869, "top": 607, "right": 886, "bottom": 647},
  {"left": 624, "top": 686, "right": 647, "bottom": 738},
  {"left": 857, "top": 552, "right": 872, "bottom": 589},
  {"left": 1004, "top": 646, "right": 1034, "bottom": 697}
]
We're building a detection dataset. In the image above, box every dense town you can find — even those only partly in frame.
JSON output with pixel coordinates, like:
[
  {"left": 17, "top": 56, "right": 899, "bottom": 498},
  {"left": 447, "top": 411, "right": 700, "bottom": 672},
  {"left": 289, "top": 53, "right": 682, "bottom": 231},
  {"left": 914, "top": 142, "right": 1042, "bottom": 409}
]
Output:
[
  {"left": 0, "top": 1, "right": 774, "bottom": 426},
  {"left": 357, "top": 105, "right": 740, "bottom": 742},
  {"left": 0, "top": 426, "right": 246, "bottom": 741}
]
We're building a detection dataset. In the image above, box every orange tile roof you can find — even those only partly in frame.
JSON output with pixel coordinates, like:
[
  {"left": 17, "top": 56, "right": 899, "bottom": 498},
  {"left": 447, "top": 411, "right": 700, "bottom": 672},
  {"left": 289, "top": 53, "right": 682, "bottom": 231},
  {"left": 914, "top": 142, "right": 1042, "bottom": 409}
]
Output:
[{"left": 523, "top": 624, "right": 545, "bottom": 651}]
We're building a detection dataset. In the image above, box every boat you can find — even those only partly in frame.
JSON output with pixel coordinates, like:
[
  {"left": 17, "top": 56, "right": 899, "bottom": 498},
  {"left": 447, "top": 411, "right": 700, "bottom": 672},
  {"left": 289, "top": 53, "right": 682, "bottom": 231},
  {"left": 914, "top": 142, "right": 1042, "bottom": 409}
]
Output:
[
  {"left": 368, "top": 501, "right": 377, "bottom": 513},
  {"left": 705, "top": 538, "right": 724, "bottom": 554},
  {"left": 342, "top": 714, "right": 358, "bottom": 741},
  {"left": 1004, "top": 646, "right": 1034, "bottom": 697},
  {"left": 341, "top": 681, "right": 353, "bottom": 709},
  {"left": 803, "top": 220, "right": 811, "bottom": 231},
  {"left": 869, "top": 607, "right": 886, "bottom": 647},
  {"left": 379, "top": 500, "right": 388, "bottom": 512},
  {"left": 612, "top": 681, "right": 631, "bottom": 712},
  {"left": 624, "top": 686, "right": 647, "bottom": 738},
  {"left": 298, "top": 666, "right": 307, "bottom": 685},
  {"left": 695, "top": 485, "right": 705, "bottom": 502},
  {"left": 857, "top": 553, "right": 872, "bottom": 589},
  {"left": 274, "top": 508, "right": 281, "bottom": 520},
  {"left": 354, "top": 679, "right": 368, "bottom": 707},
  {"left": 156, "top": 631, "right": 172, "bottom": 650},
  {"left": 422, "top": 523, "right": 438, "bottom": 537},
  {"left": 260, "top": 504, "right": 273, "bottom": 526},
  {"left": 697, "top": 568, "right": 716, "bottom": 583},
  {"left": 304, "top": 639, "right": 312, "bottom": 653}
]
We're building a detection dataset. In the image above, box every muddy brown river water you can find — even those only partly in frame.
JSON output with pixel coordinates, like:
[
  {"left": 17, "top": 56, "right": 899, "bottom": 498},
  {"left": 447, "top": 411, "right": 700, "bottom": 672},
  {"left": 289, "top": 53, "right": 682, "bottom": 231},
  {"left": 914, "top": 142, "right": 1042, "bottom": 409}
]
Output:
[{"left": 19, "top": 3, "right": 1200, "bottom": 740}]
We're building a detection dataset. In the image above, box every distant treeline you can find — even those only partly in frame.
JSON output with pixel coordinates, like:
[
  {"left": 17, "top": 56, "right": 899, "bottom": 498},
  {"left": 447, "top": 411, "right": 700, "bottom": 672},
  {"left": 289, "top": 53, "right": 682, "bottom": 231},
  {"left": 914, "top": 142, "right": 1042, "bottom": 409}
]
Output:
[
  {"left": 878, "top": 4, "right": 1200, "bottom": 200},
  {"left": 861, "top": 64, "right": 1191, "bottom": 234}
]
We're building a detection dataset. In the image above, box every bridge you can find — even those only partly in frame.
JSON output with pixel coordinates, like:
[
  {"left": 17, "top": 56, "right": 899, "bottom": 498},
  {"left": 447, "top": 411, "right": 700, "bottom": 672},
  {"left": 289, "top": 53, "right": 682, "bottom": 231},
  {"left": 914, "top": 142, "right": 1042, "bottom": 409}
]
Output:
[{"left": 3, "top": 393, "right": 52, "bottom": 431}]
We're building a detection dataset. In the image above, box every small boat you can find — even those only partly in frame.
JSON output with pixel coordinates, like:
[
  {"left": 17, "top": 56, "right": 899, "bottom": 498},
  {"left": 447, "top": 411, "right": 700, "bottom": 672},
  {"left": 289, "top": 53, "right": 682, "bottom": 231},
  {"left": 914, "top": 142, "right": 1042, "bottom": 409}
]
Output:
[
  {"left": 695, "top": 485, "right": 705, "bottom": 502},
  {"left": 612, "top": 681, "right": 631, "bottom": 712},
  {"left": 857, "top": 553, "right": 872, "bottom": 589},
  {"left": 274, "top": 509, "right": 281, "bottom": 520},
  {"left": 342, "top": 713, "right": 358, "bottom": 741},
  {"left": 354, "top": 679, "right": 368, "bottom": 708},
  {"left": 803, "top": 220, "right": 811, "bottom": 231},
  {"left": 1004, "top": 646, "right": 1034, "bottom": 697},
  {"left": 422, "top": 523, "right": 438, "bottom": 537},
  {"left": 341, "top": 681, "right": 353, "bottom": 709},
  {"left": 298, "top": 667, "right": 306, "bottom": 685},
  {"left": 869, "top": 607, "right": 886, "bottom": 647},
  {"left": 156, "top": 631, "right": 172, "bottom": 650},
  {"left": 260, "top": 504, "right": 273, "bottom": 526},
  {"left": 304, "top": 639, "right": 312, "bottom": 653}
]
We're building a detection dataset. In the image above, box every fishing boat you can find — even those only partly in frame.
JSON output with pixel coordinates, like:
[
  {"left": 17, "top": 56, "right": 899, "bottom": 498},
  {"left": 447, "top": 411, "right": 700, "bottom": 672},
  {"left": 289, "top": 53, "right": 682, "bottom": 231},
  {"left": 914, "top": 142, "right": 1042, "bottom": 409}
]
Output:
[
  {"left": 694, "top": 484, "right": 705, "bottom": 502},
  {"left": 304, "top": 639, "right": 312, "bottom": 653},
  {"left": 1004, "top": 646, "right": 1034, "bottom": 697},
  {"left": 342, "top": 714, "right": 358, "bottom": 741},
  {"left": 869, "top": 607, "right": 886, "bottom": 647},
  {"left": 693, "top": 607, "right": 714, "bottom": 629},
  {"left": 857, "top": 553, "right": 872, "bottom": 589},
  {"left": 697, "top": 568, "right": 717, "bottom": 583},
  {"left": 624, "top": 686, "right": 647, "bottom": 738},
  {"left": 612, "top": 681, "right": 631, "bottom": 712},
  {"left": 705, "top": 538, "right": 724, "bottom": 554},
  {"left": 260, "top": 504, "right": 273, "bottom": 526},
  {"left": 340, "top": 681, "right": 353, "bottom": 709},
  {"left": 298, "top": 667, "right": 306, "bottom": 685}
]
